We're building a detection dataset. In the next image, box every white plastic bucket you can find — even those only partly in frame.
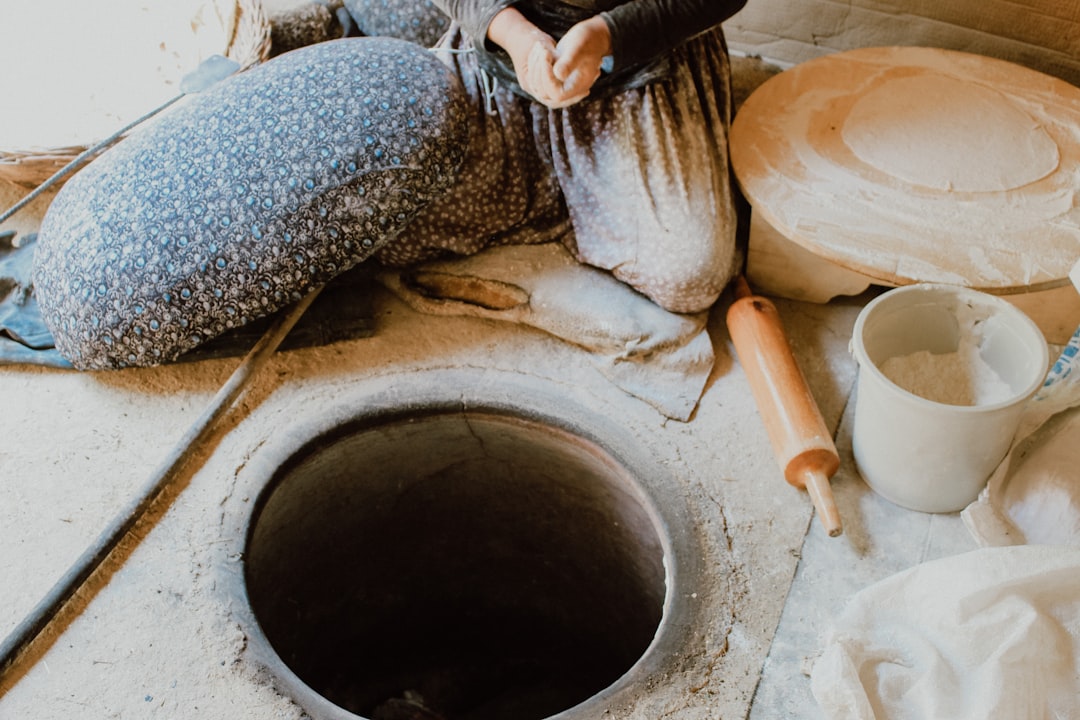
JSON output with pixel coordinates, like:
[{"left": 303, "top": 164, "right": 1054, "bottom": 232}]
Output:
[{"left": 850, "top": 284, "right": 1049, "bottom": 513}]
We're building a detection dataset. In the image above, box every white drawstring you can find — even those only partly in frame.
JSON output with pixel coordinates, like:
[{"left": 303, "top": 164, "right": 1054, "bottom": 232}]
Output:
[
  {"left": 478, "top": 67, "right": 499, "bottom": 116},
  {"left": 428, "top": 43, "right": 499, "bottom": 117}
]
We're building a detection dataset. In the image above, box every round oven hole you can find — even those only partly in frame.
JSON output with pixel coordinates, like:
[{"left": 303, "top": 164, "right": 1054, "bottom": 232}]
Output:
[{"left": 243, "top": 409, "right": 669, "bottom": 720}]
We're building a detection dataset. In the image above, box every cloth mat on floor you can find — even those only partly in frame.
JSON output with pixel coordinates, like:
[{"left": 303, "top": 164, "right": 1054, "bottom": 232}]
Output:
[{"left": 379, "top": 242, "right": 716, "bottom": 421}]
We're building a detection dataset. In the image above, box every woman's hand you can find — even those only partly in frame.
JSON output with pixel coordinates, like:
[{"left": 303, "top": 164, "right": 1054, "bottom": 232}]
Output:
[
  {"left": 551, "top": 16, "right": 611, "bottom": 103},
  {"left": 488, "top": 8, "right": 610, "bottom": 109}
]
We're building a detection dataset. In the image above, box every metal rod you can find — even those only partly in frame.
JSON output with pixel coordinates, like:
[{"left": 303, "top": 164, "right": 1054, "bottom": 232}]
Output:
[
  {"left": 0, "top": 285, "right": 324, "bottom": 680},
  {"left": 0, "top": 95, "right": 185, "bottom": 226}
]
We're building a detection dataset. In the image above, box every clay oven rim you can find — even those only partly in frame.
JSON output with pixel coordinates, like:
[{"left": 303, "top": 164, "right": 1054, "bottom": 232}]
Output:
[{"left": 232, "top": 373, "right": 706, "bottom": 720}]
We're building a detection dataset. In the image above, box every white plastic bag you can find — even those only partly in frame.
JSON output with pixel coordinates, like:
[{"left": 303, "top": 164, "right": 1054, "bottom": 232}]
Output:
[
  {"left": 811, "top": 545, "right": 1080, "bottom": 720},
  {"left": 963, "top": 327, "right": 1080, "bottom": 547}
]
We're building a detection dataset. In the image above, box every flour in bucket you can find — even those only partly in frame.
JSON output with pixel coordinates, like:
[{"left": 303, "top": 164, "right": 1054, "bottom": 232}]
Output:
[
  {"left": 878, "top": 306, "right": 1014, "bottom": 406},
  {"left": 851, "top": 284, "right": 1048, "bottom": 512}
]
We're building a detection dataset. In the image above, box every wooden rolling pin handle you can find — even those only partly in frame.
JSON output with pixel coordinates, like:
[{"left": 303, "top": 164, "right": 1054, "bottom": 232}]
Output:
[
  {"left": 803, "top": 468, "right": 843, "bottom": 538},
  {"left": 727, "top": 277, "right": 843, "bottom": 537}
]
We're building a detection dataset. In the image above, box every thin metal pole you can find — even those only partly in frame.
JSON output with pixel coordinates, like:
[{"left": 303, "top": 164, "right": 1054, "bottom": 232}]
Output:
[
  {"left": 0, "top": 95, "right": 185, "bottom": 226},
  {"left": 0, "top": 285, "right": 323, "bottom": 680}
]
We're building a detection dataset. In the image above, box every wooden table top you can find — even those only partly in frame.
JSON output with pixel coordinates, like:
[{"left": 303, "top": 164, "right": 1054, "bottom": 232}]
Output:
[{"left": 730, "top": 46, "right": 1080, "bottom": 293}]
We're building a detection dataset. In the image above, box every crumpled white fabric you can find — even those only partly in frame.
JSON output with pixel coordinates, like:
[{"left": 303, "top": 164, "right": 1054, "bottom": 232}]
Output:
[
  {"left": 378, "top": 243, "right": 714, "bottom": 421},
  {"left": 963, "top": 326, "right": 1080, "bottom": 547},
  {"left": 811, "top": 545, "right": 1080, "bottom": 720}
]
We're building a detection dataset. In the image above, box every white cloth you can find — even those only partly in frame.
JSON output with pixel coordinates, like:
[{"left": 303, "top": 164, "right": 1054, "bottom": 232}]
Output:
[
  {"left": 963, "top": 326, "right": 1080, "bottom": 547},
  {"left": 378, "top": 243, "right": 714, "bottom": 421},
  {"left": 811, "top": 545, "right": 1080, "bottom": 720}
]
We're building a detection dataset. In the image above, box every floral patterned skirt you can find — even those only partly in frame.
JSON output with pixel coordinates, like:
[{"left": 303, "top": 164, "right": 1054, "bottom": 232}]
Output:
[{"left": 376, "top": 23, "right": 740, "bottom": 314}]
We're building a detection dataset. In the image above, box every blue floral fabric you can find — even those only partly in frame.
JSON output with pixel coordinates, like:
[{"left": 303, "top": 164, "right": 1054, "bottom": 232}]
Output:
[
  {"left": 343, "top": 0, "right": 450, "bottom": 47},
  {"left": 33, "top": 37, "right": 468, "bottom": 370}
]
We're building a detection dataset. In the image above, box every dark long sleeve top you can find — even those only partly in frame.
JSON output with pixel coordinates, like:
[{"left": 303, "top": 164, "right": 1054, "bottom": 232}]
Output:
[{"left": 430, "top": 0, "right": 748, "bottom": 99}]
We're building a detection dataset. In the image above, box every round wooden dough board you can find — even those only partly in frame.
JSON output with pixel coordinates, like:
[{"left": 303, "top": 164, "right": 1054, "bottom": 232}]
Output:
[{"left": 730, "top": 46, "right": 1080, "bottom": 294}]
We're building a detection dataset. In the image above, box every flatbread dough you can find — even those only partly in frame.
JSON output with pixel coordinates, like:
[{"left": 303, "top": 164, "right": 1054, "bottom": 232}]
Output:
[
  {"left": 729, "top": 47, "right": 1080, "bottom": 291},
  {"left": 842, "top": 74, "right": 1060, "bottom": 192}
]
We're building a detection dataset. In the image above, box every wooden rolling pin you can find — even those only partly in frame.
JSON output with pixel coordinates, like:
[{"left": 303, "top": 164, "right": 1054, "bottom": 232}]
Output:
[{"left": 726, "top": 277, "right": 843, "bottom": 537}]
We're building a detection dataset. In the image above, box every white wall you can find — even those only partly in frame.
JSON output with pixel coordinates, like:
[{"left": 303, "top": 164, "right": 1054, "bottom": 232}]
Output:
[{"left": 725, "top": 0, "right": 1080, "bottom": 87}]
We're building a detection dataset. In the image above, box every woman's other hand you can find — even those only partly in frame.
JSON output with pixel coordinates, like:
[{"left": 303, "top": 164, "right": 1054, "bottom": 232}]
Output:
[
  {"left": 551, "top": 16, "right": 611, "bottom": 104},
  {"left": 488, "top": 8, "right": 610, "bottom": 109}
]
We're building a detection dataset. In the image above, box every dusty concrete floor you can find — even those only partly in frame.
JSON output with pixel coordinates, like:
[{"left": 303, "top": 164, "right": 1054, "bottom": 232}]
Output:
[
  {"left": 0, "top": 10, "right": 994, "bottom": 719},
  {"left": 0, "top": 223, "right": 864, "bottom": 720},
  {"left": 0, "top": 192, "right": 999, "bottom": 720}
]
